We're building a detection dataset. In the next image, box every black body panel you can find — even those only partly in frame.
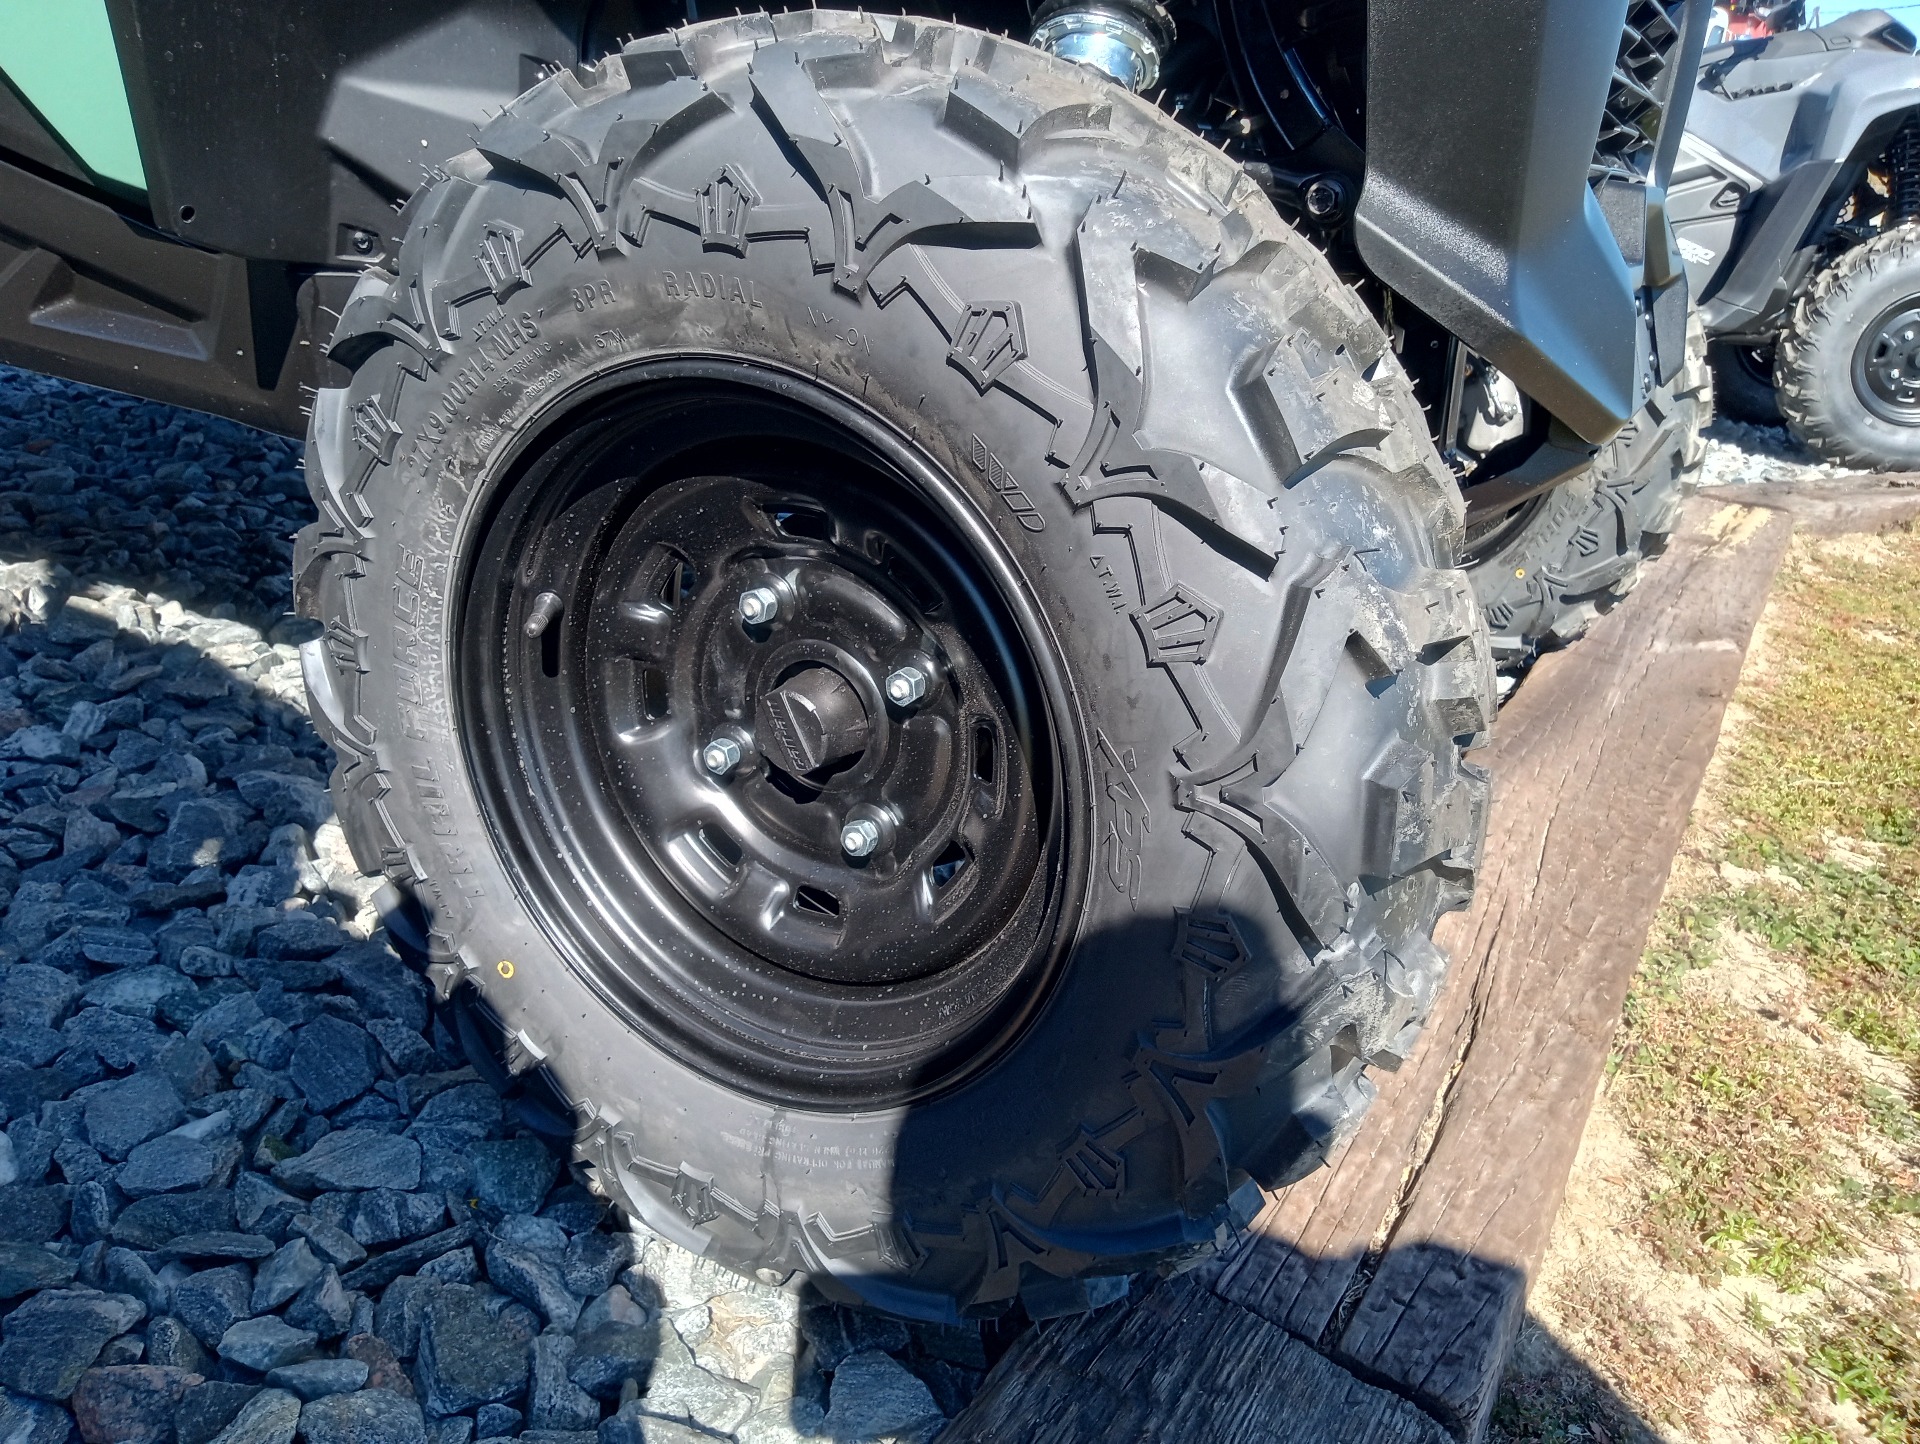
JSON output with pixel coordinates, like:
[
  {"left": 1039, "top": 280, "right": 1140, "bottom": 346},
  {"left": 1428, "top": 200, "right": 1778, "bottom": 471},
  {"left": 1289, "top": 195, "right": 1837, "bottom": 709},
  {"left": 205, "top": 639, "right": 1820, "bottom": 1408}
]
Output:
[
  {"left": 1357, "top": 0, "right": 1675, "bottom": 442},
  {"left": 0, "top": 155, "right": 351, "bottom": 435}
]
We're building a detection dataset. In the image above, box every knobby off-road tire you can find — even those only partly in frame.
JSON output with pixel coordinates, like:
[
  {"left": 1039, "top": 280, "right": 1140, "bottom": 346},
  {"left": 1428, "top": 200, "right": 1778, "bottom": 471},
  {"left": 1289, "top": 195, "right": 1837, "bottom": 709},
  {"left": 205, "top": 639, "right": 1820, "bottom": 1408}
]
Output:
[
  {"left": 1778, "top": 225, "right": 1920, "bottom": 469},
  {"left": 294, "top": 12, "right": 1493, "bottom": 1323},
  {"left": 1707, "top": 339, "right": 1782, "bottom": 426},
  {"left": 1467, "top": 312, "right": 1710, "bottom": 667}
]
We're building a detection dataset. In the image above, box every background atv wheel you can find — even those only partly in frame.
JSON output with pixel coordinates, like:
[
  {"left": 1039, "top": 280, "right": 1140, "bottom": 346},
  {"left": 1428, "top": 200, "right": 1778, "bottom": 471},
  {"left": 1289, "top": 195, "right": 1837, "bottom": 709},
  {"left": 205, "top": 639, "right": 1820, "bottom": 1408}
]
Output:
[
  {"left": 1466, "top": 314, "right": 1711, "bottom": 667},
  {"left": 1708, "top": 340, "right": 1783, "bottom": 425},
  {"left": 1779, "top": 225, "right": 1920, "bottom": 469},
  {"left": 296, "top": 12, "right": 1492, "bottom": 1322}
]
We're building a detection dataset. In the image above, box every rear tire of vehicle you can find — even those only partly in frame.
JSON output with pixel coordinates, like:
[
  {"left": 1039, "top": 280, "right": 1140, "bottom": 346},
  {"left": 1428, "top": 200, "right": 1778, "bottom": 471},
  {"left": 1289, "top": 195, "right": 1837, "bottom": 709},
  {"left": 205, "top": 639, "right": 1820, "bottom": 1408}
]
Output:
[
  {"left": 1778, "top": 225, "right": 1920, "bottom": 469},
  {"left": 294, "top": 12, "right": 1492, "bottom": 1322},
  {"left": 1707, "top": 339, "right": 1782, "bottom": 426},
  {"left": 1467, "top": 312, "right": 1710, "bottom": 668}
]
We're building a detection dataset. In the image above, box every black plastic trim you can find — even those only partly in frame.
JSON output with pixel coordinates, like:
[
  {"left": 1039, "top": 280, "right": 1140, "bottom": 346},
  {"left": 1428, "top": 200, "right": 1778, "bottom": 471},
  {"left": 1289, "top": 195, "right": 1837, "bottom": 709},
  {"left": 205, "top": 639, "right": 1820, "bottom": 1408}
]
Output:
[{"left": 1356, "top": 0, "right": 1640, "bottom": 443}]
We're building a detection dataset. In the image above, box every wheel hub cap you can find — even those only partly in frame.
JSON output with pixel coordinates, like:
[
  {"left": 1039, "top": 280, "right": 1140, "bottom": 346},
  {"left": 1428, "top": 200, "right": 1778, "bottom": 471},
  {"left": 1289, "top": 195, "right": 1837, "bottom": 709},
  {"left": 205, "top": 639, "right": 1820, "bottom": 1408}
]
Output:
[
  {"left": 1853, "top": 299, "right": 1920, "bottom": 424},
  {"left": 757, "top": 663, "right": 870, "bottom": 775}
]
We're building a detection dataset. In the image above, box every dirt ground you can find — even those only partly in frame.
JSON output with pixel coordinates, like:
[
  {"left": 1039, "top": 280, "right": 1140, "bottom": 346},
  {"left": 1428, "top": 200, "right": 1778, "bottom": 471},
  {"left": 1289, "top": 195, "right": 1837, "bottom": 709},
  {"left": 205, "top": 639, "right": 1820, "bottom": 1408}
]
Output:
[{"left": 1491, "top": 525, "right": 1920, "bottom": 1444}]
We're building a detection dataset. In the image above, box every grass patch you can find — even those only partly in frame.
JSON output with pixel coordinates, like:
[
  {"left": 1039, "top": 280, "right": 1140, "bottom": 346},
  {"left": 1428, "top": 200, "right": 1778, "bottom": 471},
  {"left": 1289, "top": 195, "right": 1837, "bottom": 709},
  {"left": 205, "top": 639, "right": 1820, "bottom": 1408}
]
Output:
[
  {"left": 1611, "top": 994, "right": 1870, "bottom": 1288},
  {"left": 1610, "top": 528, "right": 1920, "bottom": 1291}
]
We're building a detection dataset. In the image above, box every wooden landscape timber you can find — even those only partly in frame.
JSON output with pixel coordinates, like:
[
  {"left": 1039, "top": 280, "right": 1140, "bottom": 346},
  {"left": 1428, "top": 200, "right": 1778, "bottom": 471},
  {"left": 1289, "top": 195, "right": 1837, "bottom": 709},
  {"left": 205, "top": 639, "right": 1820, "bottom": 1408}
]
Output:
[{"left": 942, "top": 488, "right": 1861, "bottom": 1443}]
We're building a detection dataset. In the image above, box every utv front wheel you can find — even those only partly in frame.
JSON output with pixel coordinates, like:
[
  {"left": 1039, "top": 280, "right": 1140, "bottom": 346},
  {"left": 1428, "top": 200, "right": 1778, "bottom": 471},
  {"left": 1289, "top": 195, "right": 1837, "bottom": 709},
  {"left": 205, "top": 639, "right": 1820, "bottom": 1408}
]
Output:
[
  {"left": 1778, "top": 225, "right": 1920, "bottom": 469},
  {"left": 295, "top": 12, "right": 1491, "bottom": 1322}
]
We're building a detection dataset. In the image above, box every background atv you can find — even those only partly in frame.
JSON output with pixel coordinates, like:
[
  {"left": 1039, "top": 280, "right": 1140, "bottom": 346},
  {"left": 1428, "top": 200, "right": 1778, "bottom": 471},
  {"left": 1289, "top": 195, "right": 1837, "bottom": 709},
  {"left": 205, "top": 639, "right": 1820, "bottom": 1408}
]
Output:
[
  {"left": 1675, "top": 7, "right": 1920, "bottom": 468},
  {"left": 0, "top": 0, "right": 1701, "bottom": 1321}
]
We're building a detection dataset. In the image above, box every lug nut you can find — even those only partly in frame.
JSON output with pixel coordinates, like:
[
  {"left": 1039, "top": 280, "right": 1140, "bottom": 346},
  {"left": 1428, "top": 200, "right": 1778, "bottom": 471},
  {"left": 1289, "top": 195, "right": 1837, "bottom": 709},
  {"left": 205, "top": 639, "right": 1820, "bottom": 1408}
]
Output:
[
  {"left": 702, "top": 736, "right": 742, "bottom": 777},
  {"left": 738, "top": 587, "right": 780, "bottom": 626},
  {"left": 840, "top": 817, "right": 881, "bottom": 859},
  {"left": 884, "top": 664, "right": 929, "bottom": 706}
]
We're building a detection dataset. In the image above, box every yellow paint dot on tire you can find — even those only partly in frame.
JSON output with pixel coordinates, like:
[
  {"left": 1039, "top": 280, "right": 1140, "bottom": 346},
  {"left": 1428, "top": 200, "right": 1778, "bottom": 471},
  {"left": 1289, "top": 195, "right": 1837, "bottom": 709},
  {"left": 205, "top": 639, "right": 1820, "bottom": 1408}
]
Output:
[
  {"left": 1514, "top": 568, "right": 1526, "bottom": 578},
  {"left": 497, "top": 960, "right": 515, "bottom": 979}
]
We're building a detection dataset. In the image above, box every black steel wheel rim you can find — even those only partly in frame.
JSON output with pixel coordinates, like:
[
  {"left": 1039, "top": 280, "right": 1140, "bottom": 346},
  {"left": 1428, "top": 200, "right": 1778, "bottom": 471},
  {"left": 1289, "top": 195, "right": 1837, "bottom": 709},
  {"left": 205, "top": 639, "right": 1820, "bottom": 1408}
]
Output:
[
  {"left": 1853, "top": 298, "right": 1920, "bottom": 425},
  {"left": 456, "top": 361, "right": 1080, "bottom": 1107}
]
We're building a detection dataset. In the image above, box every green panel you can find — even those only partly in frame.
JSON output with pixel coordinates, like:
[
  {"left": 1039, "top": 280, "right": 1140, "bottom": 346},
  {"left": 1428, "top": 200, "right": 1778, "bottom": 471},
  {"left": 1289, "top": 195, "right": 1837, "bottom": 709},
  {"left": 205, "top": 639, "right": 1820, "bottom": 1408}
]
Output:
[{"left": 0, "top": 0, "right": 146, "bottom": 191}]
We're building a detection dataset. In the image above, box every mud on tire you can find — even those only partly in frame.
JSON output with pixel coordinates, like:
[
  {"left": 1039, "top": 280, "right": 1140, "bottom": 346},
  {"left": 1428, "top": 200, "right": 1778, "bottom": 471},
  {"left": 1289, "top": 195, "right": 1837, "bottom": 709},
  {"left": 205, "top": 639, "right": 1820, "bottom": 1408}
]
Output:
[
  {"left": 295, "top": 12, "right": 1493, "bottom": 1322},
  {"left": 1467, "top": 313, "right": 1710, "bottom": 667}
]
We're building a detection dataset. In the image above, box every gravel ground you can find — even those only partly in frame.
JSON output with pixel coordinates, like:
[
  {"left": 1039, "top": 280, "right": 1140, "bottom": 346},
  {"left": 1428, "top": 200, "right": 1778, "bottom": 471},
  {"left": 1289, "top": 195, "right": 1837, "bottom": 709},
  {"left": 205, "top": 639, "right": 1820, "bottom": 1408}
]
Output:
[
  {"left": 0, "top": 363, "right": 994, "bottom": 1444},
  {"left": 1697, "top": 415, "right": 1869, "bottom": 488}
]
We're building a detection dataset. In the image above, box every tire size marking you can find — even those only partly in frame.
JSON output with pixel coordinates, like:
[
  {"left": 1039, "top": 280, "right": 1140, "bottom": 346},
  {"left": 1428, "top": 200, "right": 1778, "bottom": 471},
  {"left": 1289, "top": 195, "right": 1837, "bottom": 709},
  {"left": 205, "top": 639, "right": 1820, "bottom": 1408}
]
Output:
[
  {"left": 661, "top": 270, "right": 764, "bottom": 309},
  {"left": 967, "top": 434, "right": 1046, "bottom": 533}
]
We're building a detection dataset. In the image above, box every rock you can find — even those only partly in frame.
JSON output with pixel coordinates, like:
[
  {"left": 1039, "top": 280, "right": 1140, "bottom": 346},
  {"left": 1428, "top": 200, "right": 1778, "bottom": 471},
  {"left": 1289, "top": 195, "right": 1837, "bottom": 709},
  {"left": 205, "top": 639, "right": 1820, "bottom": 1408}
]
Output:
[
  {"left": 823, "top": 1351, "right": 943, "bottom": 1442},
  {"left": 115, "top": 1133, "right": 225, "bottom": 1197},
  {"left": 348, "top": 1188, "right": 444, "bottom": 1247},
  {"left": 331, "top": 944, "right": 429, "bottom": 1031},
  {"left": 0, "top": 1389, "right": 77, "bottom": 1444},
  {"left": 147, "top": 1316, "right": 210, "bottom": 1373},
  {"left": 232, "top": 773, "right": 331, "bottom": 833},
  {"left": 148, "top": 802, "right": 241, "bottom": 882},
  {"left": 250, "top": 1238, "right": 323, "bottom": 1312},
  {"left": 695, "top": 1290, "right": 798, "bottom": 1383},
  {"left": 567, "top": 1324, "right": 654, "bottom": 1402},
  {"left": 475, "top": 1404, "right": 520, "bottom": 1439},
  {"left": 203, "top": 1386, "right": 299, "bottom": 1444},
  {"left": 796, "top": 1300, "right": 910, "bottom": 1372},
  {"left": 469, "top": 1139, "right": 557, "bottom": 1217},
  {"left": 103, "top": 1247, "right": 170, "bottom": 1316},
  {"left": 0, "top": 1287, "right": 146, "bottom": 1400},
  {"left": 0, "top": 1241, "right": 78, "bottom": 1297},
  {"left": 339, "top": 1333, "right": 410, "bottom": 1397},
  {"left": 577, "top": 1286, "right": 648, "bottom": 1335},
  {"left": 297, "top": 1387, "right": 429, "bottom": 1444},
  {"left": 111, "top": 1189, "right": 235, "bottom": 1249},
  {"left": 0, "top": 1184, "right": 71, "bottom": 1243},
  {"left": 261, "top": 1358, "right": 365, "bottom": 1400},
  {"left": 417, "top": 1247, "right": 479, "bottom": 1285},
  {"left": 290, "top": 1215, "right": 364, "bottom": 1268},
  {"left": 339, "top": 1223, "right": 475, "bottom": 1293},
  {"left": 0, "top": 964, "right": 82, "bottom": 1029},
  {"left": 427, "top": 1418, "right": 473, "bottom": 1444},
  {"left": 271, "top": 1129, "right": 419, "bottom": 1194},
  {"left": 286, "top": 1017, "right": 376, "bottom": 1113},
  {"left": 365, "top": 1018, "right": 435, "bottom": 1075},
  {"left": 561, "top": 1233, "right": 634, "bottom": 1300},
  {"left": 496, "top": 1214, "right": 568, "bottom": 1258},
  {"left": 635, "top": 1326, "right": 755, "bottom": 1436},
  {"left": 487, "top": 1241, "right": 581, "bottom": 1332},
  {"left": 80, "top": 964, "right": 181, "bottom": 1015},
  {"left": 171, "top": 1266, "right": 253, "bottom": 1349},
  {"left": 217, "top": 1317, "right": 317, "bottom": 1374},
  {"left": 528, "top": 1334, "right": 599, "bottom": 1432},
  {"left": 597, "top": 1402, "right": 723, "bottom": 1444},
  {"left": 285, "top": 1265, "right": 353, "bottom": 1339},
  {"left": 234, "top": 1174, "right": 301, "bottom": 1235},
  {"left": 154, "top": 1232, "right": 275, "bottom": 1264},
  {"left": 83, "top": 1072, "right": 186, "bottom": 1161},
  {"left": 412, "top": 1284, "right": 532, "bottom": 1417},
  {"left": 71, "top": 1364, "right": 198, "bottom": 1444},
  {"left": 174, "top": 1380, "right": 260, "bottom": 1444}
]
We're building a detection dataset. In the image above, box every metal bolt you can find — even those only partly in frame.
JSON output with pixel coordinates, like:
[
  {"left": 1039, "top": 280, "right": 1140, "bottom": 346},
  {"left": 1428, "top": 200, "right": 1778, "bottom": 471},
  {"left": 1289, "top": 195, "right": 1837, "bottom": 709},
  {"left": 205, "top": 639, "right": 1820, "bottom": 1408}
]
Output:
[
  {"left": 884, "top": 664, "right": 928, "bottom": 706},
  {"left": 1303, "top": 178, "right": 1344, "bottom": 219},
  {"left": 840, "top": 817, "right": 881, "bottom": 858},
  {"left": 702, "top": 736, "right": 742, "bottom": 776},
  {"left": 738, "top": 586, "right": 780, "bottom": 626}
]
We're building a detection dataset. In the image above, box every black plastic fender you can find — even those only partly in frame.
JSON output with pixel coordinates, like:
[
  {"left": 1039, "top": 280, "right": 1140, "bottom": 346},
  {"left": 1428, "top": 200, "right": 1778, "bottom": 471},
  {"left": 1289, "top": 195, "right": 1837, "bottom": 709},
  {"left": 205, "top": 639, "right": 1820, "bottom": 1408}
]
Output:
[{"left": 1356, "top": 0, "right": 1643, "bottom": 444}]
